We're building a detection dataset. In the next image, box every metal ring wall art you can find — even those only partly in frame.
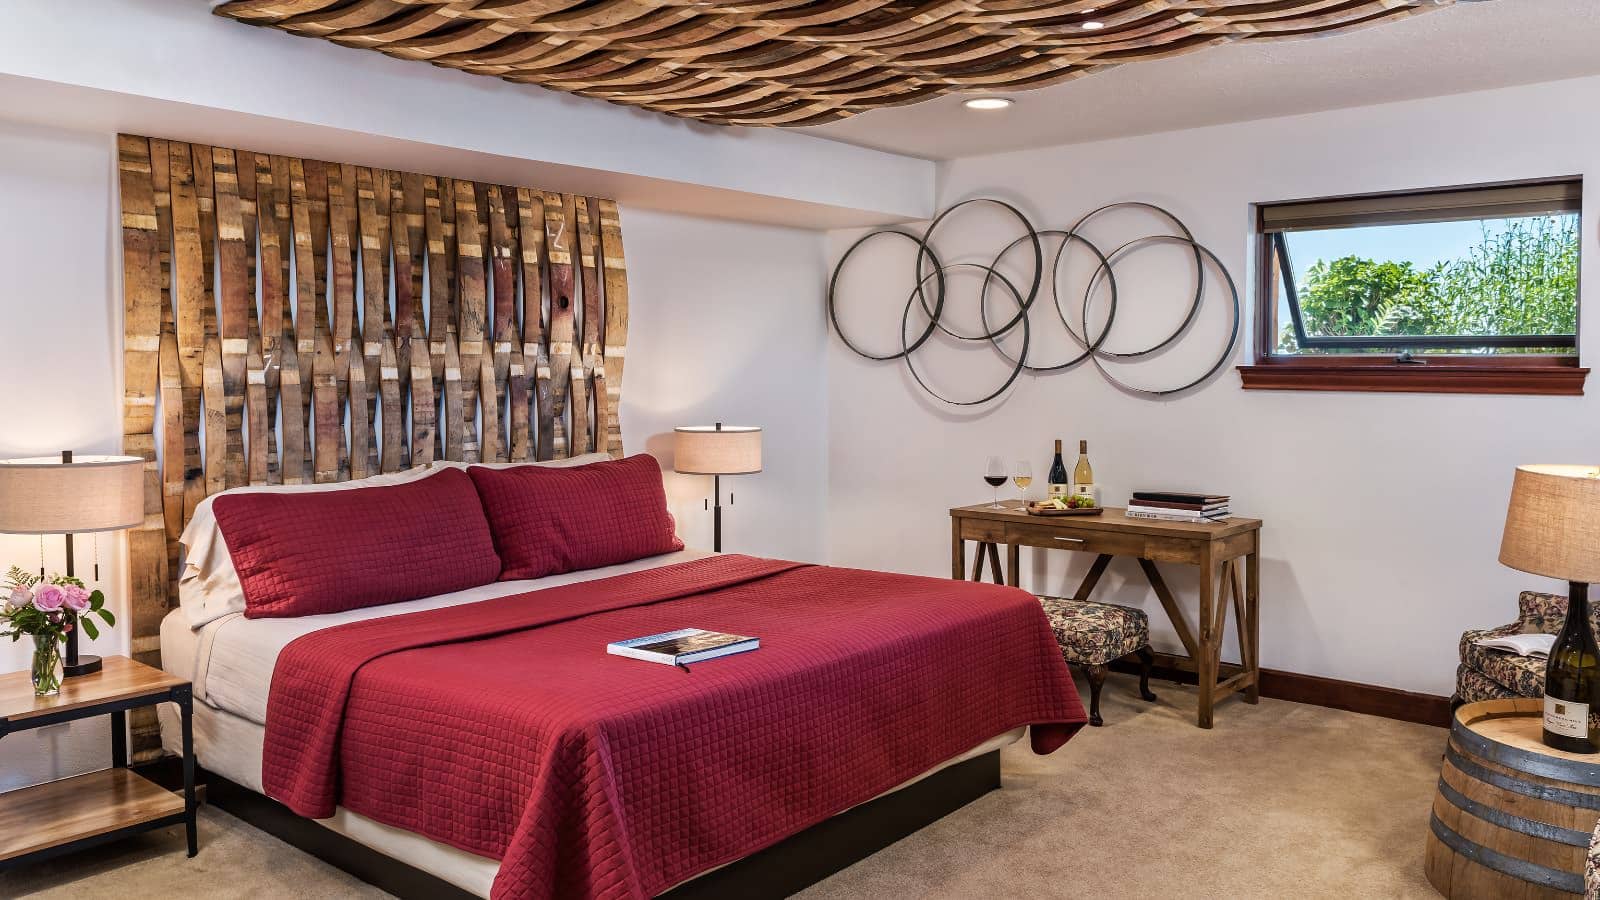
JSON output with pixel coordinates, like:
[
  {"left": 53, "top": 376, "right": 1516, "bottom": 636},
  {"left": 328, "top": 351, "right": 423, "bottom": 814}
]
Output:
[{"left": 828, "top": 200, "right": 1240, "bottom": 404}]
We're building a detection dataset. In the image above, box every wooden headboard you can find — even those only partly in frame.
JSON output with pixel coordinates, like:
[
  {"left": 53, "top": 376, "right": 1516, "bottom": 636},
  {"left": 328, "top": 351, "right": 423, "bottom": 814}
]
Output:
[{"left": 115, "top": 134, "right": 629, "bottom": 760}]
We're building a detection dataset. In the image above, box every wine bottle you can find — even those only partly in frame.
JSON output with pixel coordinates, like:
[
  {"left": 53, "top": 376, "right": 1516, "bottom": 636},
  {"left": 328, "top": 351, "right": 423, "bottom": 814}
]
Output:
[
  {"left": 1543, "top": 582, "right": 1600, "bottom": 753},
  {"left": 1047, "top": 440, "right": 1069, "bottom": 500},
  {"left": 1072, "top": 440, "right": 1096, "bottom": 500}
]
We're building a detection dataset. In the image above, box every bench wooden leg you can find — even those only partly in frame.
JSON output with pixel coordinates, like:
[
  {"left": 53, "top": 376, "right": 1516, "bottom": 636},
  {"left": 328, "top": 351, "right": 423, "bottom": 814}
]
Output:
[
  {"left": 1136, "top": 646, "right": 1157, "bottom": 702},
  {"left": 1083, "top": 664, "right": 1107, "bottom": 727}
]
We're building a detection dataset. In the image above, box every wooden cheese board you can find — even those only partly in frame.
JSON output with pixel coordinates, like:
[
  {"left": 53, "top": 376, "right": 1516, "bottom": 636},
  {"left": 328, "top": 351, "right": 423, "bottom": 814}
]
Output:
[{"left": 1025, "top": 502, "right": 1103, "bottom": 517}]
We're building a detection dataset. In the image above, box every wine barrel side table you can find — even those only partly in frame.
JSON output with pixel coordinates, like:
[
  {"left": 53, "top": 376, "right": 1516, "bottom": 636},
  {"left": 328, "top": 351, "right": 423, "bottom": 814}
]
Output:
[{"left": 1426, "top": 699, "right": 1600, "bottom": 898}]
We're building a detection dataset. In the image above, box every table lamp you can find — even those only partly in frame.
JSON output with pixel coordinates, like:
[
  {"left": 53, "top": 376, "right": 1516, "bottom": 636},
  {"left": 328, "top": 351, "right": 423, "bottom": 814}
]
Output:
[
  {"left": 673, "top": 424, "right": 761, "bottom": 553},
  {"left": 1500, "top": 464, "right": 1600, "bottom": 751},
  {"left": 0, "top": 451, "right": 144, "bottom": 676}
]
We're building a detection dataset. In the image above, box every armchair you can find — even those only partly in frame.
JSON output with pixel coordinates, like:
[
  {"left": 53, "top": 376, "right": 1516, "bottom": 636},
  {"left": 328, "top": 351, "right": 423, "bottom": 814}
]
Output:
[{"left": 1455, "top": 591, "right": 1600, "bottom": 705}]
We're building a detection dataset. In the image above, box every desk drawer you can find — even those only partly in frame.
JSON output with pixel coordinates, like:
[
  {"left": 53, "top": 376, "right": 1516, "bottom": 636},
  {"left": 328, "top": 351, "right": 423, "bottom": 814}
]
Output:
[
  {"left": 1004, "top": 521, "right": 1147, "bottom": 557},
  {"left": 957, "top": 517, "right": 1007, "bottom": 542}
]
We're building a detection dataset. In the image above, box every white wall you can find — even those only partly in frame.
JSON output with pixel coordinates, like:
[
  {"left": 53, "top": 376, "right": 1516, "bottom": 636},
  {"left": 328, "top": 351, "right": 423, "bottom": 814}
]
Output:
[
  {"left": 623, "top": 209, "right": 828, "bottom": 562},
  {"left": 826, "top": 74, "right": 1600, "bottom": 697},
  {"left": 0, "top": 121, "right": 121, "bottom": 789},
  {"left": 0, "top": 121, "right": 827, "bottom": 790}
]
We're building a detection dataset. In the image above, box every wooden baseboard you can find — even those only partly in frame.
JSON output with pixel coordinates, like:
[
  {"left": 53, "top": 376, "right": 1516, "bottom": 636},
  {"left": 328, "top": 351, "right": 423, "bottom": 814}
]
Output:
[{"left": 1110, "top": 651, "right": 1451, "bottom": 728}]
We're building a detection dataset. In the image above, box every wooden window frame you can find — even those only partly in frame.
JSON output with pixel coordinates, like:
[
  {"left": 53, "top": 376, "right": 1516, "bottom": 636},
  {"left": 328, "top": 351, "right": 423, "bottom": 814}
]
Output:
[{"left": 1238, "top": 179, "right": 1587, "bottom": 396}]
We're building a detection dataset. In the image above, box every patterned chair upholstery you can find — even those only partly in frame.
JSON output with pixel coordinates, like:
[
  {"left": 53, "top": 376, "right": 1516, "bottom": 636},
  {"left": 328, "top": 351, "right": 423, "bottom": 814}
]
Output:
[
  {"left": 1455, "top": 591, "right": 1592, "bottom": 704},
  {"left": 1036, "top": 595, "right": 1157, "bottom": 727}
]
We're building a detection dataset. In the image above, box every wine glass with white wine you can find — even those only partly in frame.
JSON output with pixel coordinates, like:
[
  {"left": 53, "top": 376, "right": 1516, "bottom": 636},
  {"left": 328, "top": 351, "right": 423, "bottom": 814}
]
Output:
[
  {"left": 983, "top": 456, "right": 1007, "bottom": 509},
  {"left": 1013, "top": 461, "right": 1032, "bottom": 507}
]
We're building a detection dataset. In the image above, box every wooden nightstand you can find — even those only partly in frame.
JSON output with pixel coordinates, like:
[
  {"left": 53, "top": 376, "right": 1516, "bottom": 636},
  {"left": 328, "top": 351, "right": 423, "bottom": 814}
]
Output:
[{"left": 0, "top": 655, "right": 196, "bottom": 869}]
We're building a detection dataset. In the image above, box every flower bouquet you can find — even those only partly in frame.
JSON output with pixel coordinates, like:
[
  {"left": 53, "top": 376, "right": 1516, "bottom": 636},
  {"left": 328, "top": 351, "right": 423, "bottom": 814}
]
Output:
[{"left": 3, "top": 566, "right": 115, "bottom": 696}]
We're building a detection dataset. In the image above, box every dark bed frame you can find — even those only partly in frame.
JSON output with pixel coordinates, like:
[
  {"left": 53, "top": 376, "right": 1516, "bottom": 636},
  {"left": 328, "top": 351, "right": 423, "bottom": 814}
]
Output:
[{"left": 204, "top": 748, "right": 1001, "bottom": 899}]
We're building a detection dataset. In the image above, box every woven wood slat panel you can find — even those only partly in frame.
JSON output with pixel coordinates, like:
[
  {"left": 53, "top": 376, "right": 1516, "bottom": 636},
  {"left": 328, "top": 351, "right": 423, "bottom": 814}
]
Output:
[
  {"left": 116, "top": 135, "right": 168, "bottom": 759},
  {"left": 597, "top": 199, "right": 628, "bottom": 460},
  {"left": 212, "top": 0, "right": 1455, "bottom": 126},
  {"left": 544, "top": 192, "right": 577, "bottom": 459},
  {"left": 115, "top": 134, "right": 629, "bottom": 761}
]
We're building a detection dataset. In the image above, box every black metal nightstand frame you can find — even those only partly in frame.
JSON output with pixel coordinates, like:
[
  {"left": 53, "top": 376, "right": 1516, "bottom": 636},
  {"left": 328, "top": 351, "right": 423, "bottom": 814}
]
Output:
[{"left": 0, "top": 683, "right": 195, "bottom": 868}]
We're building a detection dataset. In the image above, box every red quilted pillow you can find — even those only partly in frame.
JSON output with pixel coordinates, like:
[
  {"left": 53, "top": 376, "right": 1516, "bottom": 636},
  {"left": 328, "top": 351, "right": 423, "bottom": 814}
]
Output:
[
  {"left": 212, "top": 468, "right": 502, "bottom": 619},
  {"left": 467, "top": 455, "right": 683, "bottom": 580}
]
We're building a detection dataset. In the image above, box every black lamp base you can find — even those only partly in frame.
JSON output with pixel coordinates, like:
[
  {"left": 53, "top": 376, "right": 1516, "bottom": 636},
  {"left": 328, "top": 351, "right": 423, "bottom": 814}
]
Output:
[{"left": 64, "top": 654, "right": 102, "bottom": 677}]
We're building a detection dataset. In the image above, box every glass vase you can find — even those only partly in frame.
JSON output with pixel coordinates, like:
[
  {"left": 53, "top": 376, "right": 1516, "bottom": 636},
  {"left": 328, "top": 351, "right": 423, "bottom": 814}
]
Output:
[{"left": 31, "top": 633, "right": 63, "bottom": 697}]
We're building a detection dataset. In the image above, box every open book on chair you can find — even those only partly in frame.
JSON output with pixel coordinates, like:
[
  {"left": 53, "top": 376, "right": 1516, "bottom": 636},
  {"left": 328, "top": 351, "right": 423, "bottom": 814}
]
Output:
[{"left": 1474, "top": 633, "right": 1556, "bottom": 658}]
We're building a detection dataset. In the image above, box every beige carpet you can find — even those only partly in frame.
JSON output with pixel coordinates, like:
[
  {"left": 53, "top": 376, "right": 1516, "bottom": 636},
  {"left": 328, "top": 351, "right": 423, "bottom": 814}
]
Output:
[{"left": 3, "top": 676, "right": 1448, "bottom": 899}]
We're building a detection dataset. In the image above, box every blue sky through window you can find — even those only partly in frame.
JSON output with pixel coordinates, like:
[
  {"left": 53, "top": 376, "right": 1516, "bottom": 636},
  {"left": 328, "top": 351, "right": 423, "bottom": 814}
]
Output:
[{"left": 1285, "top": 219, "right": 1528, "bottom": 287}]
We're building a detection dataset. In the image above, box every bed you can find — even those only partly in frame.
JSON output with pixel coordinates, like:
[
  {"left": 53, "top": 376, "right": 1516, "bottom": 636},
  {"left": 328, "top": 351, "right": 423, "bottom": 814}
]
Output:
[{"left": 157, "top": 457, "right": 1085, "bottom": 899}]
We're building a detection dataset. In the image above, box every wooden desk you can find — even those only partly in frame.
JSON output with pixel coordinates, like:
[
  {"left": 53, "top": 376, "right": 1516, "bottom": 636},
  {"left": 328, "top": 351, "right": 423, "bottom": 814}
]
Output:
[{"left": 951, "top": 502, "right": 1262, "bottom": 728}]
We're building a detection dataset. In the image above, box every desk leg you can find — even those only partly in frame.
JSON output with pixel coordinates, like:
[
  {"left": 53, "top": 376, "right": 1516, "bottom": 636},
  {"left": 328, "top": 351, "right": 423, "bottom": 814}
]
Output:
[
  {"left": 971, "top": 542, "right": 988, "bottom": 582},
  {"left": 1137, "top": 559, "right": 1200, "bottom": 662},
  {"left": 951, "top": 522, "right": 965, "bottom": 581},
  {"left": 1073, "top": 554, "right": 1113, "bottom": 602},
  {"left": 1005, "top": 543, "right": 1020, "bottom": 588},
  {"left": 985, "top": 543, "right": 1004, "bottom": 585},
  {"left": 1246, "top": 534, "right": 1261, "bottom": 704},
  {"left": 1196, "top": 548, "right": 1218, "bottom": 729}
]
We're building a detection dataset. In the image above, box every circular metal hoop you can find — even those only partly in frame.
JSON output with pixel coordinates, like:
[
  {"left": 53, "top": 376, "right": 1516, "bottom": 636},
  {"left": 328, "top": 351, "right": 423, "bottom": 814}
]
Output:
[
  {"left": 1082, "top": 235, "right": 1240, "bottom": 397},
  {"left": 901, "top": 263, "right": 1031, "bottom": 407},
  {"left": 1061, "top": 202, "right": 1203, "bottom": 359},
  {"left": 915, "top": 197, "right": 1042, "bottom": 343},
  {"left": 828, "top": 228, "right": 944, "bottom": 361},
  {"left": 982, "top": 228, "right": 1117, "bottom": 373}
]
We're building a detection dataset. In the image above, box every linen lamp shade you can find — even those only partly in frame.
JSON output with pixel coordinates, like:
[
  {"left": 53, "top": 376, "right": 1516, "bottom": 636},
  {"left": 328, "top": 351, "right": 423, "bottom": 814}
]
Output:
[
  {"left": 0, "top": 455, "right": 145, "bottom": 535},
  {"left": 1500, "top": 464, "right": 1600, "bottom": 584},
  {"left": 673, "top": 426, "right": 762, "bottom": 475}
]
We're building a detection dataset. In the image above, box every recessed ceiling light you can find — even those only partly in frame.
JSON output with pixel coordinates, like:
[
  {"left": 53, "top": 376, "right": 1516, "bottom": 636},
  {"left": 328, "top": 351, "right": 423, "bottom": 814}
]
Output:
[
  {"left": 963, "top": 97, "right": 1013, "bottom": 111},
  {"left": 1081, "top": 20, "right": 1105, "bottom": 30}
]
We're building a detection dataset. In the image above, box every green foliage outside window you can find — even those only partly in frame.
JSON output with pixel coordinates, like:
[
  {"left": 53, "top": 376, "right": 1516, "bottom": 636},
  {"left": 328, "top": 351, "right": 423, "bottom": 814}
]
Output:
[{"left": 1280, "top": 216, "right": 1580, "bottom": 353}]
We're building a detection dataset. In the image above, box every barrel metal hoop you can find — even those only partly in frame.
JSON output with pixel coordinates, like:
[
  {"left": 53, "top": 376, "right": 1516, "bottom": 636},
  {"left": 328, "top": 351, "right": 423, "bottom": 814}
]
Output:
[
  {"left": 1446, "top": 745, "right": 1600, "bottom": 811},
  {"left": 1453, "top": 715, "right": 1600, "bottom": 785},
  {"left": 1437, "top": 776, "right": 1593, "bottom": 847},
  {"left": 1430, "top": 812, "right": 1585, "bottom": 894}
]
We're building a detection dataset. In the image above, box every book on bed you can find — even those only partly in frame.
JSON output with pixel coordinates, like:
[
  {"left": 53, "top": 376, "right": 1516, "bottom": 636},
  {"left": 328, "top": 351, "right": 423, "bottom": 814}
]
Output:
[{"left": 607, "top": 628, "right": 759, "bottom": 665}]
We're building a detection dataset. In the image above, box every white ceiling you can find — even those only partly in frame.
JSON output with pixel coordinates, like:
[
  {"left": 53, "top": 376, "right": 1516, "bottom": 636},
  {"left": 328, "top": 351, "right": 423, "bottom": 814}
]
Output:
[{"left": 803, "top": 0, "right": 1600, "bottom": 161}]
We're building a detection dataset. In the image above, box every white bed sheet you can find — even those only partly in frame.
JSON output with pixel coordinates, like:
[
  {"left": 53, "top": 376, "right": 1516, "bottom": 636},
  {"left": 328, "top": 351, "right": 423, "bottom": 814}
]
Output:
[{"left": 174, "top": 549, "right": 712, "bottom": 725}]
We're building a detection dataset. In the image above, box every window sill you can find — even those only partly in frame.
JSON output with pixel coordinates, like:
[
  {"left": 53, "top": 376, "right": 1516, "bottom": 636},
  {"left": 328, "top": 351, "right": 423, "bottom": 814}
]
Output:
[{"left": 1237, "top": 361, "right": 1588, "bottom": 395}]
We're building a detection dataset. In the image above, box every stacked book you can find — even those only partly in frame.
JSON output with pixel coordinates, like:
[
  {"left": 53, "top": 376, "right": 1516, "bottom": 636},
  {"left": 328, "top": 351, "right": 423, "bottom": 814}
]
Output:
[{"left": 1126, "top": 491, "right": 1230, "bottom": 523}]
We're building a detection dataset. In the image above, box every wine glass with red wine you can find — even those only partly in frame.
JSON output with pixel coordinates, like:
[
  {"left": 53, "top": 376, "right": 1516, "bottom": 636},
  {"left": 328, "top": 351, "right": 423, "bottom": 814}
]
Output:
[{"left": 984, "top": 456, "right": 1007, "bottom": 508}]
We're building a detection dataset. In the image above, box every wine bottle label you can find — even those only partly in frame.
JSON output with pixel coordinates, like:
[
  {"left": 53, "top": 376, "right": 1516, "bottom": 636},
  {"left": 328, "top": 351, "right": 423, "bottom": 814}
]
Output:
[
  {"left": 1073, "top": 482, "right": 1095, "bottom": 497},
  {"left": 1048, "top": 483, "right": 1069, "bottom": 499},
  {"left": 1545, "top": 694, "right": 1590, "bottom": 738}
]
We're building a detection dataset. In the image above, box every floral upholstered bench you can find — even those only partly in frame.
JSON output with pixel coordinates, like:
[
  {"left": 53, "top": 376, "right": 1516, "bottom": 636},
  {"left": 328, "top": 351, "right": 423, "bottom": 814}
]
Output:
[{"left": 1036, "top": 595, "right": 1157, "bottom": 726}]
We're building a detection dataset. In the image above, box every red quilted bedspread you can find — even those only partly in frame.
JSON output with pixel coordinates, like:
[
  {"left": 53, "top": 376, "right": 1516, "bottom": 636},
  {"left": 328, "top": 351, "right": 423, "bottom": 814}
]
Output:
[{"left": 263, "top": 555, "right": 1085, "bottom": 899}]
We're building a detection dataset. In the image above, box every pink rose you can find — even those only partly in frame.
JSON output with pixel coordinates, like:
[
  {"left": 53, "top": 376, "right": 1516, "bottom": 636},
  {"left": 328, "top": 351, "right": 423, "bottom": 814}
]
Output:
[
  {"left": 4, "top": 585, "right": 29, "bottom": 611},
  {"left": 32, "top": 583, "right": 66, "bottom": 612},
  {"left": 62, "top": 585, "right": 91, "bottom": 613}
]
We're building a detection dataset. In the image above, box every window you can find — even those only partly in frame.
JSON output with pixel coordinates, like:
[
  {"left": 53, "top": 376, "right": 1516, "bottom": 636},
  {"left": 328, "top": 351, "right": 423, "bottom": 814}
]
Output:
[{"left": 1240, "top": 179, "right": 1586, "bottom": 395}]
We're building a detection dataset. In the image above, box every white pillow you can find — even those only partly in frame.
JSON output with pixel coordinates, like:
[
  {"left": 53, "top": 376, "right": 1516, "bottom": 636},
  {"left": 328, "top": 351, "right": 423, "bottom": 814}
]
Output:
[{"left": 177, "top": 452, "right": 616, "bottom": 628}]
